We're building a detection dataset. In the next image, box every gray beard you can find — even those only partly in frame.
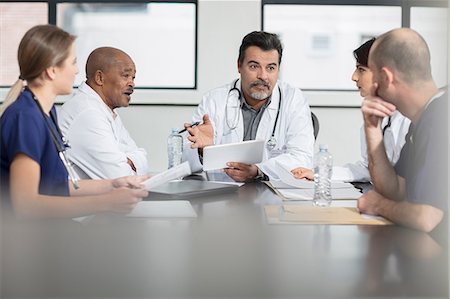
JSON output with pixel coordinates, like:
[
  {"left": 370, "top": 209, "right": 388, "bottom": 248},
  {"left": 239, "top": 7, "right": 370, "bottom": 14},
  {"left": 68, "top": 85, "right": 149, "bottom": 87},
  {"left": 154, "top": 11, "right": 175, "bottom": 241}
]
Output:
[{"left": 250, "top": 91, "right": 270, "bottom": 101}]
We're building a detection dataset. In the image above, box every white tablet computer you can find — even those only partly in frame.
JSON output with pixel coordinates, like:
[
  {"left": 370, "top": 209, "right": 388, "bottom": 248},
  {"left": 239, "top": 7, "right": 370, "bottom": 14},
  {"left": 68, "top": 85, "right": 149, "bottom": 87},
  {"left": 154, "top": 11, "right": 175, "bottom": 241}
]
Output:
[{"left": 202, "top": 140, "right": 265, "bottom": 171}]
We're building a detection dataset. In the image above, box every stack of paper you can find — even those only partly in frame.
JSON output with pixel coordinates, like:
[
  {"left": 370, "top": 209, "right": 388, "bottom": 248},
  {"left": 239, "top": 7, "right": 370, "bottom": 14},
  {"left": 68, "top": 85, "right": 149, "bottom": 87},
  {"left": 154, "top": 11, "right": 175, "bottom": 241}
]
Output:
[
  {"left": 268, "top": 162, "right": 362, "bottom": 201},
  {"left": 264, "top": 205, "right": 391, "bottom": 225},
  {"left": 266, "top": 182, "right": 362, "bottom": 201},
  {"left": 143, "top": 162, "right": 191, "bottom": 190}
]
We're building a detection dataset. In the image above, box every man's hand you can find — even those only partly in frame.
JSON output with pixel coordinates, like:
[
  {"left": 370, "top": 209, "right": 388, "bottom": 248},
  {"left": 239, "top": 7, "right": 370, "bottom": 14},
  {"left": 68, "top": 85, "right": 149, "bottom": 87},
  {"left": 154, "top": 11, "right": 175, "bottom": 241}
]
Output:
[
  {"left": 185, "top": 114, "right": 214, "bottom": 149},
  {"left": 358, "top": 190, "right": 444, "bottom": 232},
  {"left": 291, "top": 167, "right": 314, "bottom": 180},
  {"left": 361, "top": 82, "right": 396, "bottom": 130},
  {"left": 357, "top": 190, "right": 389, "bottom": 215},
  {"left": 224, "top": 162, "right": 258, "bottom": 182}
]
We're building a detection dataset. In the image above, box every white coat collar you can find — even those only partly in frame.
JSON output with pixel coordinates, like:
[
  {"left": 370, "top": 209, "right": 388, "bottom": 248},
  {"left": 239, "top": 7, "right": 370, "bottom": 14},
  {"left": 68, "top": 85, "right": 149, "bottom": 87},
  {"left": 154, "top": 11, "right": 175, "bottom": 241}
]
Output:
[
  {"left": 257, "top": 81, "right": 281, "bottom": 140},
  {"left": 78, "top": 81, "right": 117, "bottom": 119}
]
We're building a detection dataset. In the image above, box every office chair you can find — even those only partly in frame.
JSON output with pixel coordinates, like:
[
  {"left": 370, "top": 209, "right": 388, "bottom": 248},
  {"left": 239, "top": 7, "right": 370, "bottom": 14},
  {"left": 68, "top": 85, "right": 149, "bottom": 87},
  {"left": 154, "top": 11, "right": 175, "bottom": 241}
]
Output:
[{"left": 311, "top": 111, "right": 319, "bottom": 140}]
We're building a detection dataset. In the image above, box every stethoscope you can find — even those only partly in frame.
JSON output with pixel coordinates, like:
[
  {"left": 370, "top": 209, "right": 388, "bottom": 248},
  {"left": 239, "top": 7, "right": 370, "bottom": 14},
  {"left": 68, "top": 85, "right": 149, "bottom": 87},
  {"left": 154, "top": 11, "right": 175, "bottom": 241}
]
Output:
[
  {"left": 382, "top": 116, "right": 392, "bottom": 136},
  {"left": 225, "top": 79, "right": 282, "bottom": 151},
  {"left": 28, "top": 87, "right": 80, "bottom": 189}
]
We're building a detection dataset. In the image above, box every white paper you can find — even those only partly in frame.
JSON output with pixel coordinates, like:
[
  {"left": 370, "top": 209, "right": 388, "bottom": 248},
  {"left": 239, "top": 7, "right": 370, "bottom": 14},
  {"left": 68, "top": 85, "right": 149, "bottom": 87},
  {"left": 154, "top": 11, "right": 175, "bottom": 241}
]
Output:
[
  {"left": 278, "top": 188, "right": 362, "bottom": 201},
  {"left": 361, "top": 213, "right": 386, "bottom": 221},
  {"left": 126, "top": 200, "right": 197, "bottom": 218},
  {"left": 274, "top": 161, "right": 353, "bottom": 189},
  {"left": 143, "top": 162, "right": 191, "bottom": 191}
]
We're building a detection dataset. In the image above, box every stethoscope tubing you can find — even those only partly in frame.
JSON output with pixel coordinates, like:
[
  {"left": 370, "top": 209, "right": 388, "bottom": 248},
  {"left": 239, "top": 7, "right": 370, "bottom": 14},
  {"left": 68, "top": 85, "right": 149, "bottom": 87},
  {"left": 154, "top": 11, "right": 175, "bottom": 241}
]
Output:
[{"left": 225, "top": 79, "right": 281, "bottom": 140}]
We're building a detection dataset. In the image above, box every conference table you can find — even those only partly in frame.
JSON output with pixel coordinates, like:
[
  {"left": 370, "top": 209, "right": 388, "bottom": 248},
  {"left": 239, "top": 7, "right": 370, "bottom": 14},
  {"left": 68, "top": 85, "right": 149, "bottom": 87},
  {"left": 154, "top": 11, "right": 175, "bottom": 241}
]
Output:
[{"left": 1, "top": 181, "right": 448, "bottom": 298}]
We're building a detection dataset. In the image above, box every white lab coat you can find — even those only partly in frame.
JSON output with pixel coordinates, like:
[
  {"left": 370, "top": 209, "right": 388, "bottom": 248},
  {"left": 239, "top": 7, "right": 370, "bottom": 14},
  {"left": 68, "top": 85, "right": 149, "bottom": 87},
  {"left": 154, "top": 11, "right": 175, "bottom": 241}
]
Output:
[
  {"left": 332, "top": 110, "right": 410, "bottom": 182},
  {"left": 59, "top": 82, "right": 149, "bottom": 179},
  {"left": 182, "top": 79, "right": 314, "bottom": 180}
]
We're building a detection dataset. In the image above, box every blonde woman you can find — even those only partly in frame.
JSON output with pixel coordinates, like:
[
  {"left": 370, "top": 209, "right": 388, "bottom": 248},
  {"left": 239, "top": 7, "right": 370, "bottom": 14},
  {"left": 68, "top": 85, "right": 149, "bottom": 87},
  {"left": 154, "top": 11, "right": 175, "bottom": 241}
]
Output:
[{"left": 0, "top": 25, "right": 148, "bottom": 218}]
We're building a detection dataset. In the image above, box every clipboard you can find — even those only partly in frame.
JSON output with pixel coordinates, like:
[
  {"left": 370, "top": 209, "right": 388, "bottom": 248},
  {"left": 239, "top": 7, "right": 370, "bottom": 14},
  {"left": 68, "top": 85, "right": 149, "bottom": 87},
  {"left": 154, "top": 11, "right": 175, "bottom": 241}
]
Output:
[{"left": 202, "top": 140, "right": 265, "bottom": 171}]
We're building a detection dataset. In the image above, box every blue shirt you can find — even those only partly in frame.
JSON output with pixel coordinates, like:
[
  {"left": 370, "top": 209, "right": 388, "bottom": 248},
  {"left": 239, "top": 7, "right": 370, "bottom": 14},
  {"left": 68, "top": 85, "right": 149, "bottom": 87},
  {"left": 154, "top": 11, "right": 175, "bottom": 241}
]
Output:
[
  {"left": 395, "top": 92, "right": 448, "bottom": 211},
  {"left": 1, "top": 89, "right": 69, "bottom": 201}
]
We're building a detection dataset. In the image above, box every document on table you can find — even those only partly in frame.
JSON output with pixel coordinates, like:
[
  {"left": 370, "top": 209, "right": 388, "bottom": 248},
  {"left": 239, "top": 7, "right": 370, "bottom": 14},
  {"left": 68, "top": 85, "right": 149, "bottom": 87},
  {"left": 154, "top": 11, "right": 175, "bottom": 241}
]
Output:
[
  {"left": 126, "top": 200, "right": 197, "bottom": 218},
  {"left": 143, "top": 162, "right": 191, "bottom": 190},
  {"left": 275, "top": 187, "right": 362, "bottom": 201},
  {"left": 265, "top": 180, "right": 362, "bottom": 201},
  {"left": 273, "top": 161, "right": 353, "bottom": 189},
  {"left": 264, "top": 205, "right": 391, "bottom": 225}
]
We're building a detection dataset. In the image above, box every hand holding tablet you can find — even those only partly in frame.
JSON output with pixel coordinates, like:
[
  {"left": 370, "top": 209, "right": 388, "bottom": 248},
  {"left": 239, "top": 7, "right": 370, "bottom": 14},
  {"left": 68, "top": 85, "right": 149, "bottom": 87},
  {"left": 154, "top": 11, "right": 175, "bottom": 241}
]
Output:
[{"left": 202, "top": 140, "right": 265, "bottom": 171}]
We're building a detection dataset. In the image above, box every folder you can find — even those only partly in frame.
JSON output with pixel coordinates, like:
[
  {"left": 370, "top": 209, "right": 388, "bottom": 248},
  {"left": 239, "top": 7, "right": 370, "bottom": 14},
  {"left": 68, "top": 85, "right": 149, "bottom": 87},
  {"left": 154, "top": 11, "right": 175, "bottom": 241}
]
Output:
[{"left": 264, "top": 205, "right": 392, "bottom": 225}]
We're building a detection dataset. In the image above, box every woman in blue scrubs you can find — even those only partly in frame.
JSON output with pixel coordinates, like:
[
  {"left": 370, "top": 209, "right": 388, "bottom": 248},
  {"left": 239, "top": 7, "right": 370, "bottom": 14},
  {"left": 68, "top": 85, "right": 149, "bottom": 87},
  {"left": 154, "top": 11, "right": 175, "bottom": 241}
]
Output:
[{"left": 0, "top": 25, "right": 148, "bottom": 218}]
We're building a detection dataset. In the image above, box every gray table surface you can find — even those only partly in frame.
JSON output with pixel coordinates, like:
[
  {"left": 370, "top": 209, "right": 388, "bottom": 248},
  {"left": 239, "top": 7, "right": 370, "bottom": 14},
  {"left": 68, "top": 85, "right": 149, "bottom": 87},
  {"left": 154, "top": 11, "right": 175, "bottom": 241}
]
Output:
[{"left": 2, "top": 182, "right": 448, "bottom": 298}]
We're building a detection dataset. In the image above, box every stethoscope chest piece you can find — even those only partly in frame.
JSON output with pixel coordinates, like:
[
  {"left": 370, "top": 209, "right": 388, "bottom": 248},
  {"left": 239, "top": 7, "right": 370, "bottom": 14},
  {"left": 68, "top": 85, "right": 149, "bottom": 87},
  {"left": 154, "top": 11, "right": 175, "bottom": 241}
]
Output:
[{"left": 266, "top": 136, "right": 277, "bottom": 151}]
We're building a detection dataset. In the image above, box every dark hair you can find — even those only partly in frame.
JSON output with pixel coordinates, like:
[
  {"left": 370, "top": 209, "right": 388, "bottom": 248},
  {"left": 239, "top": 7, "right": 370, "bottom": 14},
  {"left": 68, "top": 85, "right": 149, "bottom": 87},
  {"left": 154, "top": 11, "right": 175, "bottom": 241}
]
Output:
[
  {"left": 353, "top": 38, "right": 375, "bottom": 67},
  {"left": 238, "top": 31, "right": 283, "bottom": 65}
]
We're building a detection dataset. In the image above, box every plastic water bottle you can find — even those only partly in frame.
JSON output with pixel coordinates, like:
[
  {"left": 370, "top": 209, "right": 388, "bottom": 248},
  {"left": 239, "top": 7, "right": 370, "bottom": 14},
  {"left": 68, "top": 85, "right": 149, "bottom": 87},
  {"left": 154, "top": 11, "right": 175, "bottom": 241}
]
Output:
[
  {"left": 313, "top": 144, "right": 333, "bottom": 207},
  {"left": 167, "top": 128, "right": 183, "bottom": 169}
]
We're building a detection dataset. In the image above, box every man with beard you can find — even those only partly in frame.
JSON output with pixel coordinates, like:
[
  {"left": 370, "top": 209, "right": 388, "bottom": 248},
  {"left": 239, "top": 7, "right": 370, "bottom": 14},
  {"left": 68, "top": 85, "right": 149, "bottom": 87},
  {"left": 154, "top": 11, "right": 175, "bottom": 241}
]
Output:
[
  {"left": 59, "top": 47, "right": 148, "bottom": 179},
  {"left": 182, "top": 31, "right": 314, "bottom": 182}
]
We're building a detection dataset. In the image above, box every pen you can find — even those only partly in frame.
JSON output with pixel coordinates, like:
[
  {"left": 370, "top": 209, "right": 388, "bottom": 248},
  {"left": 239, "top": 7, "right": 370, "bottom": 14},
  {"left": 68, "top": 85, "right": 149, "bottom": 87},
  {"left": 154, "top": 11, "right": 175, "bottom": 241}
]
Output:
[{"left": 178, "top": 121, "right": 200, "bottom": 134}]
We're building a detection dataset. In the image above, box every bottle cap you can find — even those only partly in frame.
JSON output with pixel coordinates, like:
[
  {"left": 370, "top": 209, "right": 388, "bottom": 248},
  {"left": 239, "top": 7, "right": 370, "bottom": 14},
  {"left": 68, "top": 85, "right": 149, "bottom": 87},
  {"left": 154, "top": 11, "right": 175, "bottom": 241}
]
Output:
[{"left": 319, "top": 144, "right": 328, "bottom": 151}]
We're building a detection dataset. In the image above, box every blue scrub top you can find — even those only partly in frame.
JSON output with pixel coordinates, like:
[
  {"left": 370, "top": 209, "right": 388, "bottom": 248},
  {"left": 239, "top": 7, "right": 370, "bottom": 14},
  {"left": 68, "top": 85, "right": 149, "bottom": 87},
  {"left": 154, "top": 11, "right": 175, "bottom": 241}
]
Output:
[{"left": 0, "top": 89, "right": 69, "bottom": 201}]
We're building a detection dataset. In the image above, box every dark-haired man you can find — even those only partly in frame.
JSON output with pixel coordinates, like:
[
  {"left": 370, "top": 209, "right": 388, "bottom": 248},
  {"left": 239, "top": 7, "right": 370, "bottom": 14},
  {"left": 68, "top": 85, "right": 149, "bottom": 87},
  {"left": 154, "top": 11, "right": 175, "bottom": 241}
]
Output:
[{"left": 183, "top": 31, "right": 314, "bottom": 182}]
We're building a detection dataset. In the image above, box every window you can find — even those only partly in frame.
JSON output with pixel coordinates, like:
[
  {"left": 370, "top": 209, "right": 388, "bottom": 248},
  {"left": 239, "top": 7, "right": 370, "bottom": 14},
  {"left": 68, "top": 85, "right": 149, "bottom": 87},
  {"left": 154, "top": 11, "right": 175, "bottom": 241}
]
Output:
[
  {"left": 411, "top": 7, "right": 448, "bottom": 88},
  {"left": 0, "top": 1, "right": 197, "bottom": 89},
  {"left": 57, "top": 2, "right": 196, "bottom": 88},
  {"left": 0, "top": 3, "right": 48, "bottom": 86},
  {"left": 264, "top": 4, "right": 401, "bottom": 90},
  {"left": 263, "top": 1, "right": 448, "bottom": 90}
]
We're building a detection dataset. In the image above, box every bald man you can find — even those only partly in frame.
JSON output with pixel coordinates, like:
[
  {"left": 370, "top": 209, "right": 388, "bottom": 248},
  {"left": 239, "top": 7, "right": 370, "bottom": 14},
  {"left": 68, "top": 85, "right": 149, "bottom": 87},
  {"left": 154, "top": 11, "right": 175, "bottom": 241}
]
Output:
[
  {"left": 59, "top": 47, "right": 148, "bottom": 179},
  {"left": 357, "top": 28, "right": 448, "bottom": 232}
]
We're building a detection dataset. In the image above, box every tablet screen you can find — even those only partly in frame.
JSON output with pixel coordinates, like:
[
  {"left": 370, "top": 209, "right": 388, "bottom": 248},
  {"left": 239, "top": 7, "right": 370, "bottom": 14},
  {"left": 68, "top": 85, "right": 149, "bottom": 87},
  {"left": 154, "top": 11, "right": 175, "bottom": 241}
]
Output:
[{"left": 202, "top": 140, "right": 265, "bottom": 171}]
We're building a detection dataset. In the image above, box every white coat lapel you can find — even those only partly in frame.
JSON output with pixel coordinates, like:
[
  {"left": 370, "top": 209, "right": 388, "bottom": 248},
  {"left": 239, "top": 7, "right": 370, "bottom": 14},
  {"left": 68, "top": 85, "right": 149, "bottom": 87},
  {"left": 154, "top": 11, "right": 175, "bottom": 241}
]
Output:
[
  {"left": 256, "top": 83, "right": 279, "bottom": 141},
  {"left": 234, "top": 80, "right": 244, "bottom": 141}
]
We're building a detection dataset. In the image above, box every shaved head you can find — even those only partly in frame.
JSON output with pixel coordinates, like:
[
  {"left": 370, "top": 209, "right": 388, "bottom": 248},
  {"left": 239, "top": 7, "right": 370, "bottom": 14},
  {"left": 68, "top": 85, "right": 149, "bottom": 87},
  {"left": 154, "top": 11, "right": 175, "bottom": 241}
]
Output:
[
  {"left": 86, "top": 47, "right": 133, "bottom": 80},
  {"left": 84, "top": 47, "right": 136, "bottom": 110},
  {"left": 370, "top": 28, "right": 432, "bottom": 84}
]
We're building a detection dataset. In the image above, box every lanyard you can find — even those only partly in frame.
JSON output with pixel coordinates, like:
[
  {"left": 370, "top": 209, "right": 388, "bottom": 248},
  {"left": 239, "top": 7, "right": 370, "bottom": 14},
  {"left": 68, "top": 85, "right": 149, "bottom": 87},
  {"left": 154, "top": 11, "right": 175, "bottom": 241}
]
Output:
[{"left": 27, "top": 87, "right": 79, "bottom": 189}]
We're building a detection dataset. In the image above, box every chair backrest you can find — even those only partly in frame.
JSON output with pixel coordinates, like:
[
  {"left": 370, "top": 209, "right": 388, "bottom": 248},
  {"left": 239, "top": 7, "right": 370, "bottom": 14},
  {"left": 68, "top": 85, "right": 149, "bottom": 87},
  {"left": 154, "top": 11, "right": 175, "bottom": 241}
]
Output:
[{"left": 311, "top": 111, "right": 319, "bottom": 140}]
